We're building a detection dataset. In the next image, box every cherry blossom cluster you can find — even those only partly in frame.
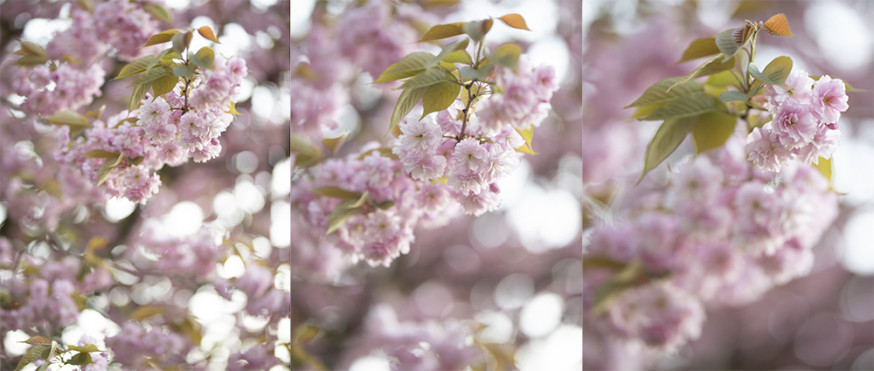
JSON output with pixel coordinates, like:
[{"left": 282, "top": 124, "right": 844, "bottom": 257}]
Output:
[
  {"left": 0, "top": 250, "right": 113, "bottom": 336},
  {"left": 53, "top": 55, "right": 246, "bottom": 203},
  {"left": 10, "top": 63, "right": 105, "bottom": 116},
  {"left": 477, "top": 57, "right": 558, "bottom": 133},
  {"left": 293, "top": 143, "right": 448, "bottom": 268},
  {"left": 343, "top": 304, "right": 481, "bottom": 370},
  {"left": 291, "top": 1, "right": 432, "bottom": 139},
  {"left": 585, "top": 135, "right": 837, "bottom": 351},
  {"left": 746, "top": 70, "right": 848, "bottom": 172},
  {"left": 48, "top": 0, "right": 162, "bottom": 63}
]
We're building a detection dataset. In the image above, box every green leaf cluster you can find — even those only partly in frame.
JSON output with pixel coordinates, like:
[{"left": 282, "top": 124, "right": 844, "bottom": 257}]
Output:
[
  {"left": 117, "top": 27, "right": 221, "bottom": 111},
  {"left": 628, "top": 13, "right": 815, "bottom": 181},
  {"left": 375, "top": 14, "right": 531, "bottom": 133}
]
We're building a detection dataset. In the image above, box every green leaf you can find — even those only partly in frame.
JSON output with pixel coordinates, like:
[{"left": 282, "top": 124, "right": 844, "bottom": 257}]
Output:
[
  {"left": 498, "top": 13, "right": 530, "bottom": 31},
  {"left": 171, "top": 31, "right": 191, "bottom": 54},
  {"left": 676, "top": 37, "right": 720, "bottom": 63},
  {"left": 421, "top": 81, "right": 461, "bottom": 118},
  {"left": 463, "top": 19, "right": 493, "bottom": 42},
  {"left": 401, "top": 68, "right": 453, "bottom": 90},
  {"left": 151, "top": 74, "right": 178, "bottom": 98},
  {"left": 44, "top": 110, "right": 91, "bottom": 129},
  {"left": 691, "top": 111, "right": 738, "bottom": 153},
  {"left": 491, "top": 43, "right": 522, "bottom": 70},
  {"left": 173, "top": 64, "right": 194, "bottom": 78},
  {"left": 715, "top": 28, "right": 740, "bottom": 61},
  {"left": 15, "top": 344, "right": 50, "bottom": 371},
  {"left": 374, "top": 52, "right": 434, "bottom": 83},
  {"left": 143, "top": 29, "right": 180, "bottom": 46},
  {"left": 68, "top": 351, "right": 93, "bottom": 366},
  {"left": 719, "top": 90, "right": 746, "bottom": 102},
  {"left": 420, "top": 22, "right": 466, "bottom": 42},
  {"left": 430, "top": 38, "right": 470, "bottom": 67},
  {"left": 668, "top": 55, "right": 736, "bottom": 92},
  {"left": 116, "top": 55, "right": 159, "bottom": 80},
  {"left": 291, "top": 134, "right": 323, "bottom": 168},
  {"left": 640, "top": 118, "right": 694, "bottom": 181},
  {"left": 197, "top": 26, "right": 220, "bottom": 43},
  {"left": 751, "top": 56, "right": 793, "bottom": 86},
  {"left": 458, "top": 63, "right": 494, "bottom": 82},
  {"left": 310, "top": 186, "right": 363, "bottom": 200},
  {"left": 146, "top": 3, "right": 173, "bottom": 24},
  {"left": 443, "top": 49, "right": 473, "bottom": 65},
  {"left": 625, "top": 77, "right": 704, "bottom": 108},
  {"left": 129, "top": 82, "right": 150, "bottom": 111},
  {"left": 389, "top": 87, "right": 426, "bottom": 132},
  {"left": 640, "top": 93, "right": 719, "bottom": 121},
  {"left": 193, "top": 46, "right": 215, "bottom": 69},
  {"left": 96, "top": 152, "right": 124, "bottom": 186},
  {"left": 326, "top": 198, "right": 365, "bottom": 235},
  {"left": 135, "top": 66, "right": 173, "bottom": 86},
  {"left": 706, "top": 70, "right": 738, "bottom": 88}
]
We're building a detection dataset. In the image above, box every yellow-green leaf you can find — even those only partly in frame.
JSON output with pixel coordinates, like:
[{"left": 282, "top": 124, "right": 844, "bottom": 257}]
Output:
[
  {"left": 640, "top": 117, "right": 694, "bottom": 181},
  {"left": 135, "top": 66, "right": 172, "bottom": 86},
  {"left": 129, "top": 82, "right": 150, "bottom": 111},
  {"left": 115, "top": 55, "right": 158, "bottom": 80},
  {"left": 492, "top": 43, "right": 522, "bottom": 70},
  {"left": 197, "top": 26, "right": 220, "bottom": 43},
  {"left": 68, "top": 344, "right": 103, "bottom": 353},
  {"left": 421, "top": 81, "right": 461, "bottom": 118},
  {"left": 68, "top": 352, "right": 93, "bottom": 366},
  {"left": 750, "top": 56, "right": 793, "bottom": 88},
  {"left": 17, "top": 40, "right": 47, "bottom": 58},
  {"left": 193, "top": 46, "right": 215, "bottom": 69},
  {"left": 131, "top": 305, "right": 165, "bottom": 320},
  {"left": 626, "top": 77, "right": 704, "bottom": 108},
  {"left": 226, "top": 101, "right": 241, "bottom": 118},
  {"left": 144, "top": 29, "right": 180, "bottom": 46},
  {"left": 764, "top": 13, "right": 793, "bottom": 37},
  {"left": 668, "top": 55, "right": 736, "bottom": 92},
  {"left": 151, "top": 74, "right": 178, "bottom": 98},
  {"left": 420, "top": 22, "right": 466, "bottom": 42},
  {"left": 83, "top": 149, "right": 120, "bottom": 159},
  {"left": 310, "top": 186, "right": 362, "bottom": 200},
  {"left": 322, "top": 132, "right": 349, "bottom": 155},
  {"left": 691, "top": 111, "right": 738, "bottom": 153},
  {"left": 389, "top": 87, "right": 427, "bottom": 132},
  {"left": 16, "top": 55, "right": 48, "bottom": 66},
  {"left": 146, "top": 3, "right": 173, "bottom": 24},
  {"left": 291, "top": 134, "right": 323, "bottom": 168},
  {"left": 45, "top": 110, "right": 91, "bottom": 129},
  {"left": 443, "top": 49, "right": 473, "bottom": 65},
  {"left": 640, "top": 93, "right": 719, "bottom": 121},
  {"left": 401, "top": 68, "right": 453, "bottom": 90},
  {"left": 96, "top": 152, "right": 124, "bottom": 186},
  {"left": 676, "top": 37, "right": 720, "bottom": 63},
  {"left": 431, "top": 38, "right": 470, "bottom": 67},
  {"left": 374, "top": 52, "right": 434, "bottom": 83},
  {"left": 498, "top": 13, "right": 530, "bottom": 31},
  {"left": 814, "top": 156, "right": 832, "bottom": 186},
  {"left": 327, "top": 198, "right": 365, "bottom": 235},
  {"left": 15, "top": 344, "right": 50, "bottom": 371},
  {"left": 514, "top": 125, "right": 538, "bottom": 155}
]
